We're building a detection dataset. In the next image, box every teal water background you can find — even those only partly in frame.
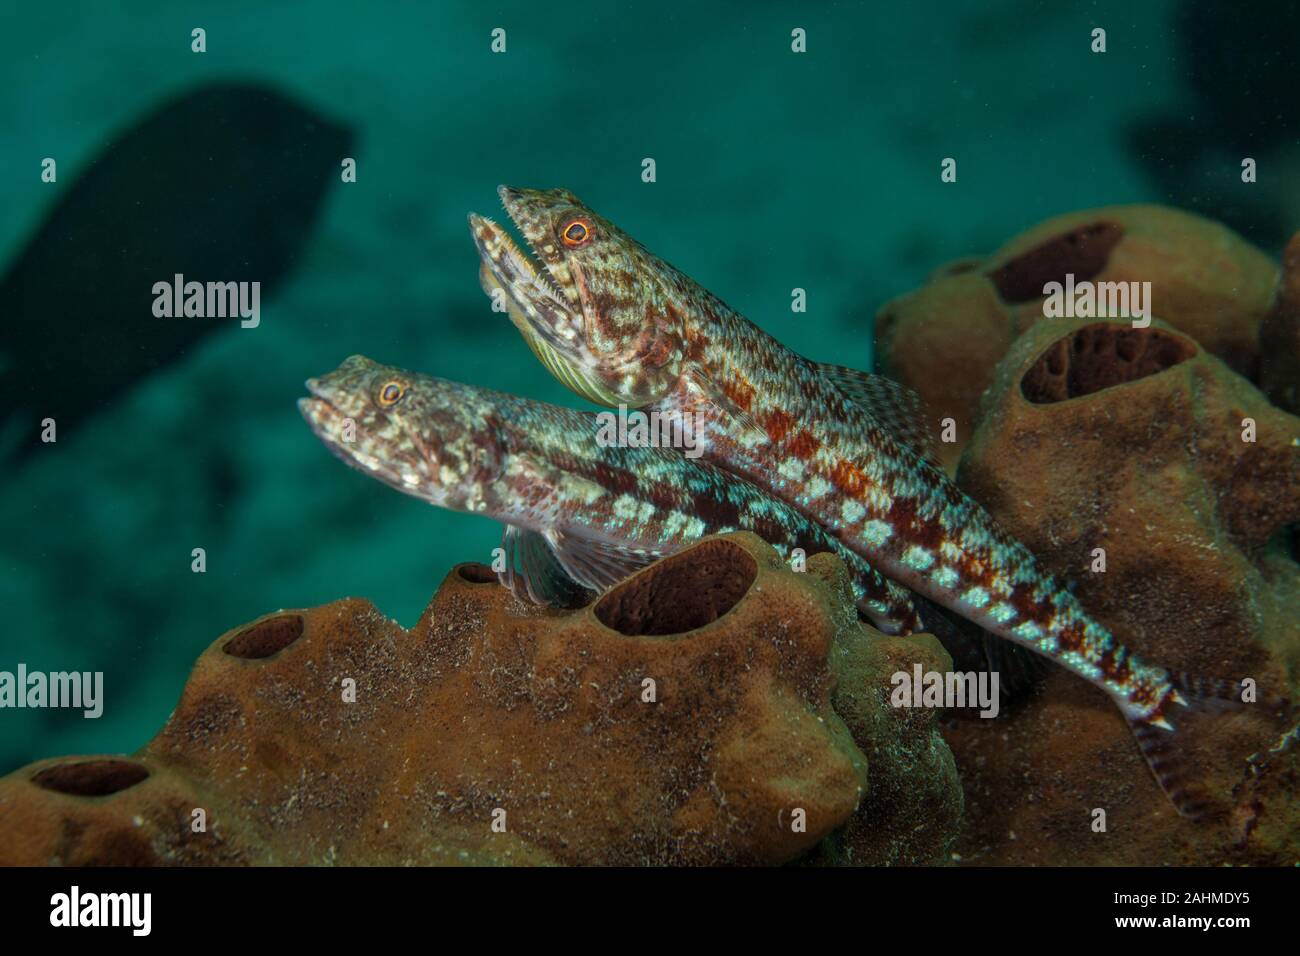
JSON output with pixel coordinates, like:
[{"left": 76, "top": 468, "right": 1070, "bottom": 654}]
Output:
[{"left": 0, "top": 0, "right": 1291, "bottom": 772}]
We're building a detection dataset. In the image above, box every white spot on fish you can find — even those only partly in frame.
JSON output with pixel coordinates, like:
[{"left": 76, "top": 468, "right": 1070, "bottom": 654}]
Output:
[
  {"left": 988, "top": 602, "right": 1016, "bottom": 624},
  {"left": 902, "top": 546, "right": 934, "bottom": 571},
  {"left": 861, "top": 519, "right": 893, "bottom": 547},
  {"left": 932, "top": 565, "right": 959, "bottom": 589},
  {"left": 805, "top": 476, "right": 831, "bottom": 499},
  {"left": 572, "top": 477, "right": 604, "bottom": 506},
  {"left": 663, "top": 510, "right": 689, "bottom": 536},
  {"left": 1013, "top": 620, "right": 1041, "bottom": 641},
  {"left": 778, "top": 458, "right": 805, "bottom": 482}
]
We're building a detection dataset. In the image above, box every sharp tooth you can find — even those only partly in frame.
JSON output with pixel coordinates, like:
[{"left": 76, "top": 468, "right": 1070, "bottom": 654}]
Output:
[{"left": 496, "top": 206, "right": 571, "bottom": 308}]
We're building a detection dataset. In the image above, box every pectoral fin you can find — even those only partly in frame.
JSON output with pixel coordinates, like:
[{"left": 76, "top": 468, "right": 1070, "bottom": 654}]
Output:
[
  {"left": 545, "top": 527, "right": 665, "bottom": 592},
  {"left": 499, "top": 525, "right": 592, "bottom": 608}
]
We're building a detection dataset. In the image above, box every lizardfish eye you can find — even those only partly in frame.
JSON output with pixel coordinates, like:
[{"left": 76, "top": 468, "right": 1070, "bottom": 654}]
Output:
[
  {"left": 561, "top": 219, "right": 591, "bottom": 247},
  {"left": 377, "top": 381, "right": 406, "bottom": 407}
]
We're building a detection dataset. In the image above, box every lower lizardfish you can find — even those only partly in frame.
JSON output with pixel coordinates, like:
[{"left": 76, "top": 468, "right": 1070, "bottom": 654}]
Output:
[
  {"left": 469, "top": 186, "right": 1238, "bottom": 817},
  {"left": 298, "top": 355, "right": 925, "bottom": 634}
]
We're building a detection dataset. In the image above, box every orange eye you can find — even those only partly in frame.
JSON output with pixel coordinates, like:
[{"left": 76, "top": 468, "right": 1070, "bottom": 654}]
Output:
[
  {"left": 378, "top": 381, "right": 405, "bottom": 407},
  {"left": 561, "top": 219, "right": 591, "bottom": 246}
]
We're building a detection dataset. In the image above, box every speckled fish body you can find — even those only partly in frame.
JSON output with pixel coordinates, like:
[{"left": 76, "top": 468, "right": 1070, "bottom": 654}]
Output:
[
  {"left": 470, "top": 186, "right": 1228, "bottom": 815},
  {"left": 299, "top": 355, "right": 923, "bottom": 633}
]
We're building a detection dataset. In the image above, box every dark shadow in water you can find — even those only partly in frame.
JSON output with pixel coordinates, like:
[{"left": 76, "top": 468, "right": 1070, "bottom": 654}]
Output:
[
  {"left": 1127, "top": 0, "right": 1300, "bottom": 248},
  {"left": 0, "top": 82, "right": 354, "bottom": 464}
]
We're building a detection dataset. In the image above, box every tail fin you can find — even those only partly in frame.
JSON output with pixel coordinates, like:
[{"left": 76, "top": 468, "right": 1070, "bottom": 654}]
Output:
[
  {"left": 1127, "top": 715, "right": 1211, "bottom": 819},
  {"left": 1128, "top": 674, "right": 1245, "bottom": 820},
  {"left": 1169, "top": 672, "right": 1247, "bottom": 707}
]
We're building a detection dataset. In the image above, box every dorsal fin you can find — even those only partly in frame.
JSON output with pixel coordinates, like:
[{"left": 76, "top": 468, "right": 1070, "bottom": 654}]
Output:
[
  {"left": 812, "top": 362, "right": 941, "bottom": 467},
  {"left": 499, "top": 525, "right": 592, "bottom": 608}
]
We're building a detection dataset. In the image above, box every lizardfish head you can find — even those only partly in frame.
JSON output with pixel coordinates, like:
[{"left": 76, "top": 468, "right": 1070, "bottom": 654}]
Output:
[
  {"left": 299, "top": 355, "right": 508, "bottom": 513},
  {"left": 469, "top": 185, "right": 685, "bottom": 409}
]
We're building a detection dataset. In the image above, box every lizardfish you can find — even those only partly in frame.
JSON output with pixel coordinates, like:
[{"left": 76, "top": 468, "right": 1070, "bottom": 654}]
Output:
[
  {"left": 298, "top": 355, "right": 925, "bottom": 633},
  {"left": 469, "top": 186, "right": 1235, "bottom": 816}
]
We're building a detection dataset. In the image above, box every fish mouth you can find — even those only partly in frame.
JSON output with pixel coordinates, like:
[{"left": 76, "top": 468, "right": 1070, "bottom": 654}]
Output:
[
  {"left": 298, "top": 393, "right": 338, "bottom": 439},
  {"left": 468, "top": 186, "right": 582, "bottom": 341},
  {"left": 497, "top": 184, "right": 579, "bottom": 307},
  {"left": 297, "top": 386, "right": 384, "bottom": 474},
  {"left": 298, "top": 378, "right": 339, "bottom": 439},
  {"left": 469, "top": 208, "right": 574, "bottom": 310},
  {"left": 299, "top": 378, "right": 343, "bottom": 436},
  {"left": 469, "top": 189, "right": 625, "bottom": 407}
]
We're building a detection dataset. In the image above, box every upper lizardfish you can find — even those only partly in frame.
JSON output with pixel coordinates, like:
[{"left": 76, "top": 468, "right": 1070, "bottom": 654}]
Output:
[
  {"left": 298, "top": 355, "right": 924, "bottom": 634},
  {"left": 469, "top": 186, "right": 1237, "bottom": 817}
]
